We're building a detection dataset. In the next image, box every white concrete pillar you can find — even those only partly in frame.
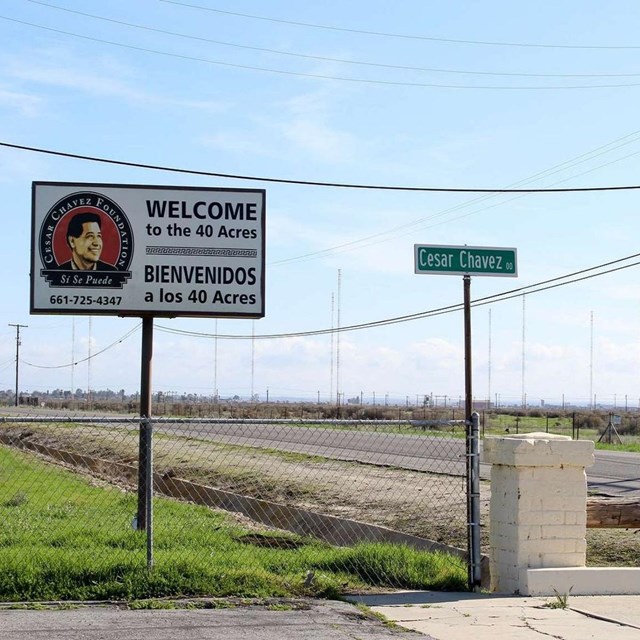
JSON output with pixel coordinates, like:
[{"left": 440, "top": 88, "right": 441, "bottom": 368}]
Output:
[{"left": 483, "top": 433, "right": 594, "bottom": 595}]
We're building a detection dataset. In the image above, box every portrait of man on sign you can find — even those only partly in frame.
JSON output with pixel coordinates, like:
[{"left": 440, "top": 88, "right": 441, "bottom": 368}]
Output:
[{"left": 56, "top": 212, "right": 117, "bottom": 271}]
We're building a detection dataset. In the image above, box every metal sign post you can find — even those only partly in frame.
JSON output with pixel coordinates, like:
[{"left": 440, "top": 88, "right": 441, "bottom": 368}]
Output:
[
  {"left": 137, "top": 317, "right": 154, "bottom": 568},
  {"left": 463, "top": 275, "right": 472, "bottom": 420}
]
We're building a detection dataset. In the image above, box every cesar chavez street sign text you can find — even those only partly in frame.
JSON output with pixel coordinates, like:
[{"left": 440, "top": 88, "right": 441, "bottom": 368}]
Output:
[
  {"left": 414, "top": 244, "right": 517, "bottom": 277},
  {"left": 31, "top": 182, "right": 265, "bottom": 318}
]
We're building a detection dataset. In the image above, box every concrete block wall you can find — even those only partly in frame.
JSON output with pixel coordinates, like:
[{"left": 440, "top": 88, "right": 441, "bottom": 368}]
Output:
[{"left": 483, "top": 433, "right": 594, "bottom": 595}]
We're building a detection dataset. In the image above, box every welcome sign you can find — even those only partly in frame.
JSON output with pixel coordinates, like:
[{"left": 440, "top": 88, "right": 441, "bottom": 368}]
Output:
[{"left": 31, "top": 182, "right": 266, "bottom": 318}]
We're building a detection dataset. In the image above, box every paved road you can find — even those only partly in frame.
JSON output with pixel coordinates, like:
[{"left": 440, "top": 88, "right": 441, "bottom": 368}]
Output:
[
  {"left": 586, "top": 449, "right": 640, "bottom": 495},
  {"left": 156, "top": 421, "right": 470, "bottom": 476},
  {"left": 153, "top": 421, "right": 640, "bottom": 496},
  {"left": 2, "top": 410, "right": 638, "bottom": 495},
  {"left": 0, "top": 600, "right": 421, "bottom": 640}
]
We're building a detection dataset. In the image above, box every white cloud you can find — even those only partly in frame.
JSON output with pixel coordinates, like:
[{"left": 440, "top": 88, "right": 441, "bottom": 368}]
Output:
[
  {"left": 0, "top": 146, "right": 49, "bottom": 183},
  {"left": 274, "top": 86, "right": 358, "bottom": 163},
  {"left": 589, "top": 280, "right": 640, "bottom": 303},
  {"left": 196, "top": 83, "right": 359, "bottom": 164},
  {"left": 0, "top": 87, "right": 43, "bottom": 117},
  {"left": 281, "top": 118, "right": 356, "bottom": 163},
  {"left": 528, "top": 343, "right": 576, "bottom": 360},
  {"left": 598, "top": 336, "right": 640, "bottom": 365},
  {"left": 14, "top": 318, "right": 640, "bottom": 407},
  {"left": 0, "top": 49, "right": 226, "bottom": 113},
  {"left": 268, "top": 204, "right": 426, "bottom": 276},
  {"left": 200, "top": 131, "right": 272, "bottom": 157}
]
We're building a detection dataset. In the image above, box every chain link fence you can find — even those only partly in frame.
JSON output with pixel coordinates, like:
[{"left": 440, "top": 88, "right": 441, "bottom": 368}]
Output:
[{"left": 0, "top": 411, "right": 481, "bottom": 600}]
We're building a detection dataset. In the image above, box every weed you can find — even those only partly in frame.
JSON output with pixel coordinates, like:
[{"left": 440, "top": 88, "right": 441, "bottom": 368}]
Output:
[
  {"left": 128, "top": 599, "right": 177, "bottom": 610},
  {"left": 266, "top": 603, "right": 293, "bottom": 611},
  {"left": 356, "top": 604, "right": 404, "bottom": 630},
  {"left": 183, "top": 599, "right": 237, "bottom": 609},
  {"left": 545, "top": 587, "right": 573, "bottom": 609}
]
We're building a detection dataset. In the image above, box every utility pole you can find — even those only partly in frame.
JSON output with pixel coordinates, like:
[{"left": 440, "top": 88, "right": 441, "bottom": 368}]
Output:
[
  {"left": 213, "top": 319, "right": 218, "bottom": 403},
  {"left": 336, "top": 269, "right": 342, "bottom": 405},
  {"left": 8, "top": 324, "right": 28, "bottom": 407}
]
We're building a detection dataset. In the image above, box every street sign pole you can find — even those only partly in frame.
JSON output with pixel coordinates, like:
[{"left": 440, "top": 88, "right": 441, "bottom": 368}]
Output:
[
  {"left": 463, "top": 275, "right": 472, "bottom": 421},
  {"left": 414, "top": 243, "right": 517, "bottom": 594},
  {"left": 137, "top": 316, "right": 154, "bottom": 570}
]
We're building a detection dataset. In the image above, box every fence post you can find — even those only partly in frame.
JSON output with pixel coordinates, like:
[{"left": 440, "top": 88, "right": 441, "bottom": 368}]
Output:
[{"left": 467, "top": 411, "right": 482, "bottom": 591}]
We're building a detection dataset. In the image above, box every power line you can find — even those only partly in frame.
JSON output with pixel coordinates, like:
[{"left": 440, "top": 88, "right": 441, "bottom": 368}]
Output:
[
  {"left": 0, "top": 359, "right": 17, "bottom": 374},
  {"left": 22, "top": 323, "right": 140, "bottom": 369},
  {"left": 272, "top": 130, "right": 640, "bottom": 265},
  {"left": 4, "top": 15, "right": 640, "bottom": 90},
  {"left": 18, "top": 256, "right": 640, "bottom": 370},
  {"left": 155, "top": 252, "right": 640, "bottom": 341},
  {"left": 299, "top": 145, "right": 640, "bottom": 263},
  {"left": 160, "top": 1, "right": 640, "bottom": 51},
  {"left": 4, "top": 140, "right": 640, "bottom": 193},
  {"left": 25, "top": 1, "right": 640, "bottom": 79}
]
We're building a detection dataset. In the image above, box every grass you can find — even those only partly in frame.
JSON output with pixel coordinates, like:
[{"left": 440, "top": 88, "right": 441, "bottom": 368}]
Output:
[
  {"left": 586, "top": 529, "right": 640, "bottom": 567},
  {"left": 595, "top": 442, "right": 640, "bottom": 453},
  {"left": 354, "top": 603, "right": 405, "bottom": 630},
  {"left": 483, "top": 414, "right": 575, "bottom": 436},
  {"left": 128, "top": 599, "right": 179, "bottom": 610},
  {"left": 483, "top": 414, "right": 640, "bottom": 452},
  {"left": 0, "top": 445, "right": 467, "bottom": 602}
]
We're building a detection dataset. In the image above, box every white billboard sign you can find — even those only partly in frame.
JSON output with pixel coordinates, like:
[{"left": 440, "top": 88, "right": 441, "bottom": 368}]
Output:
[{"left": 31, "top": 182, "right": 265, "bottom": 318}]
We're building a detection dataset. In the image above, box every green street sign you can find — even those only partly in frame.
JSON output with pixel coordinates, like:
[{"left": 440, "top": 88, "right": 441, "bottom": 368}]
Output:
[{"left": 414, "top": 244, "right": 518, "bottom": 277}]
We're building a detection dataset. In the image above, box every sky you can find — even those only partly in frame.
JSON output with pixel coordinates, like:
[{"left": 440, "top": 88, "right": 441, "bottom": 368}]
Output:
[{"left": 2, "top": 0, "right": 640, "bottom": 408}]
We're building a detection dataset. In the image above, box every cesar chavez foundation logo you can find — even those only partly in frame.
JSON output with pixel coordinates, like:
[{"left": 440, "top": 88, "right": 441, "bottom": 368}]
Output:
[{"left": 39, "top": 191, "right": 133, "bottom": 288}]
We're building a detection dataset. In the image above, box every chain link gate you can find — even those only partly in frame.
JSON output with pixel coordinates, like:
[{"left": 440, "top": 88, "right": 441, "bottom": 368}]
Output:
[{"left": 0, "top": 411, "right": 481, "bottom": 599}]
